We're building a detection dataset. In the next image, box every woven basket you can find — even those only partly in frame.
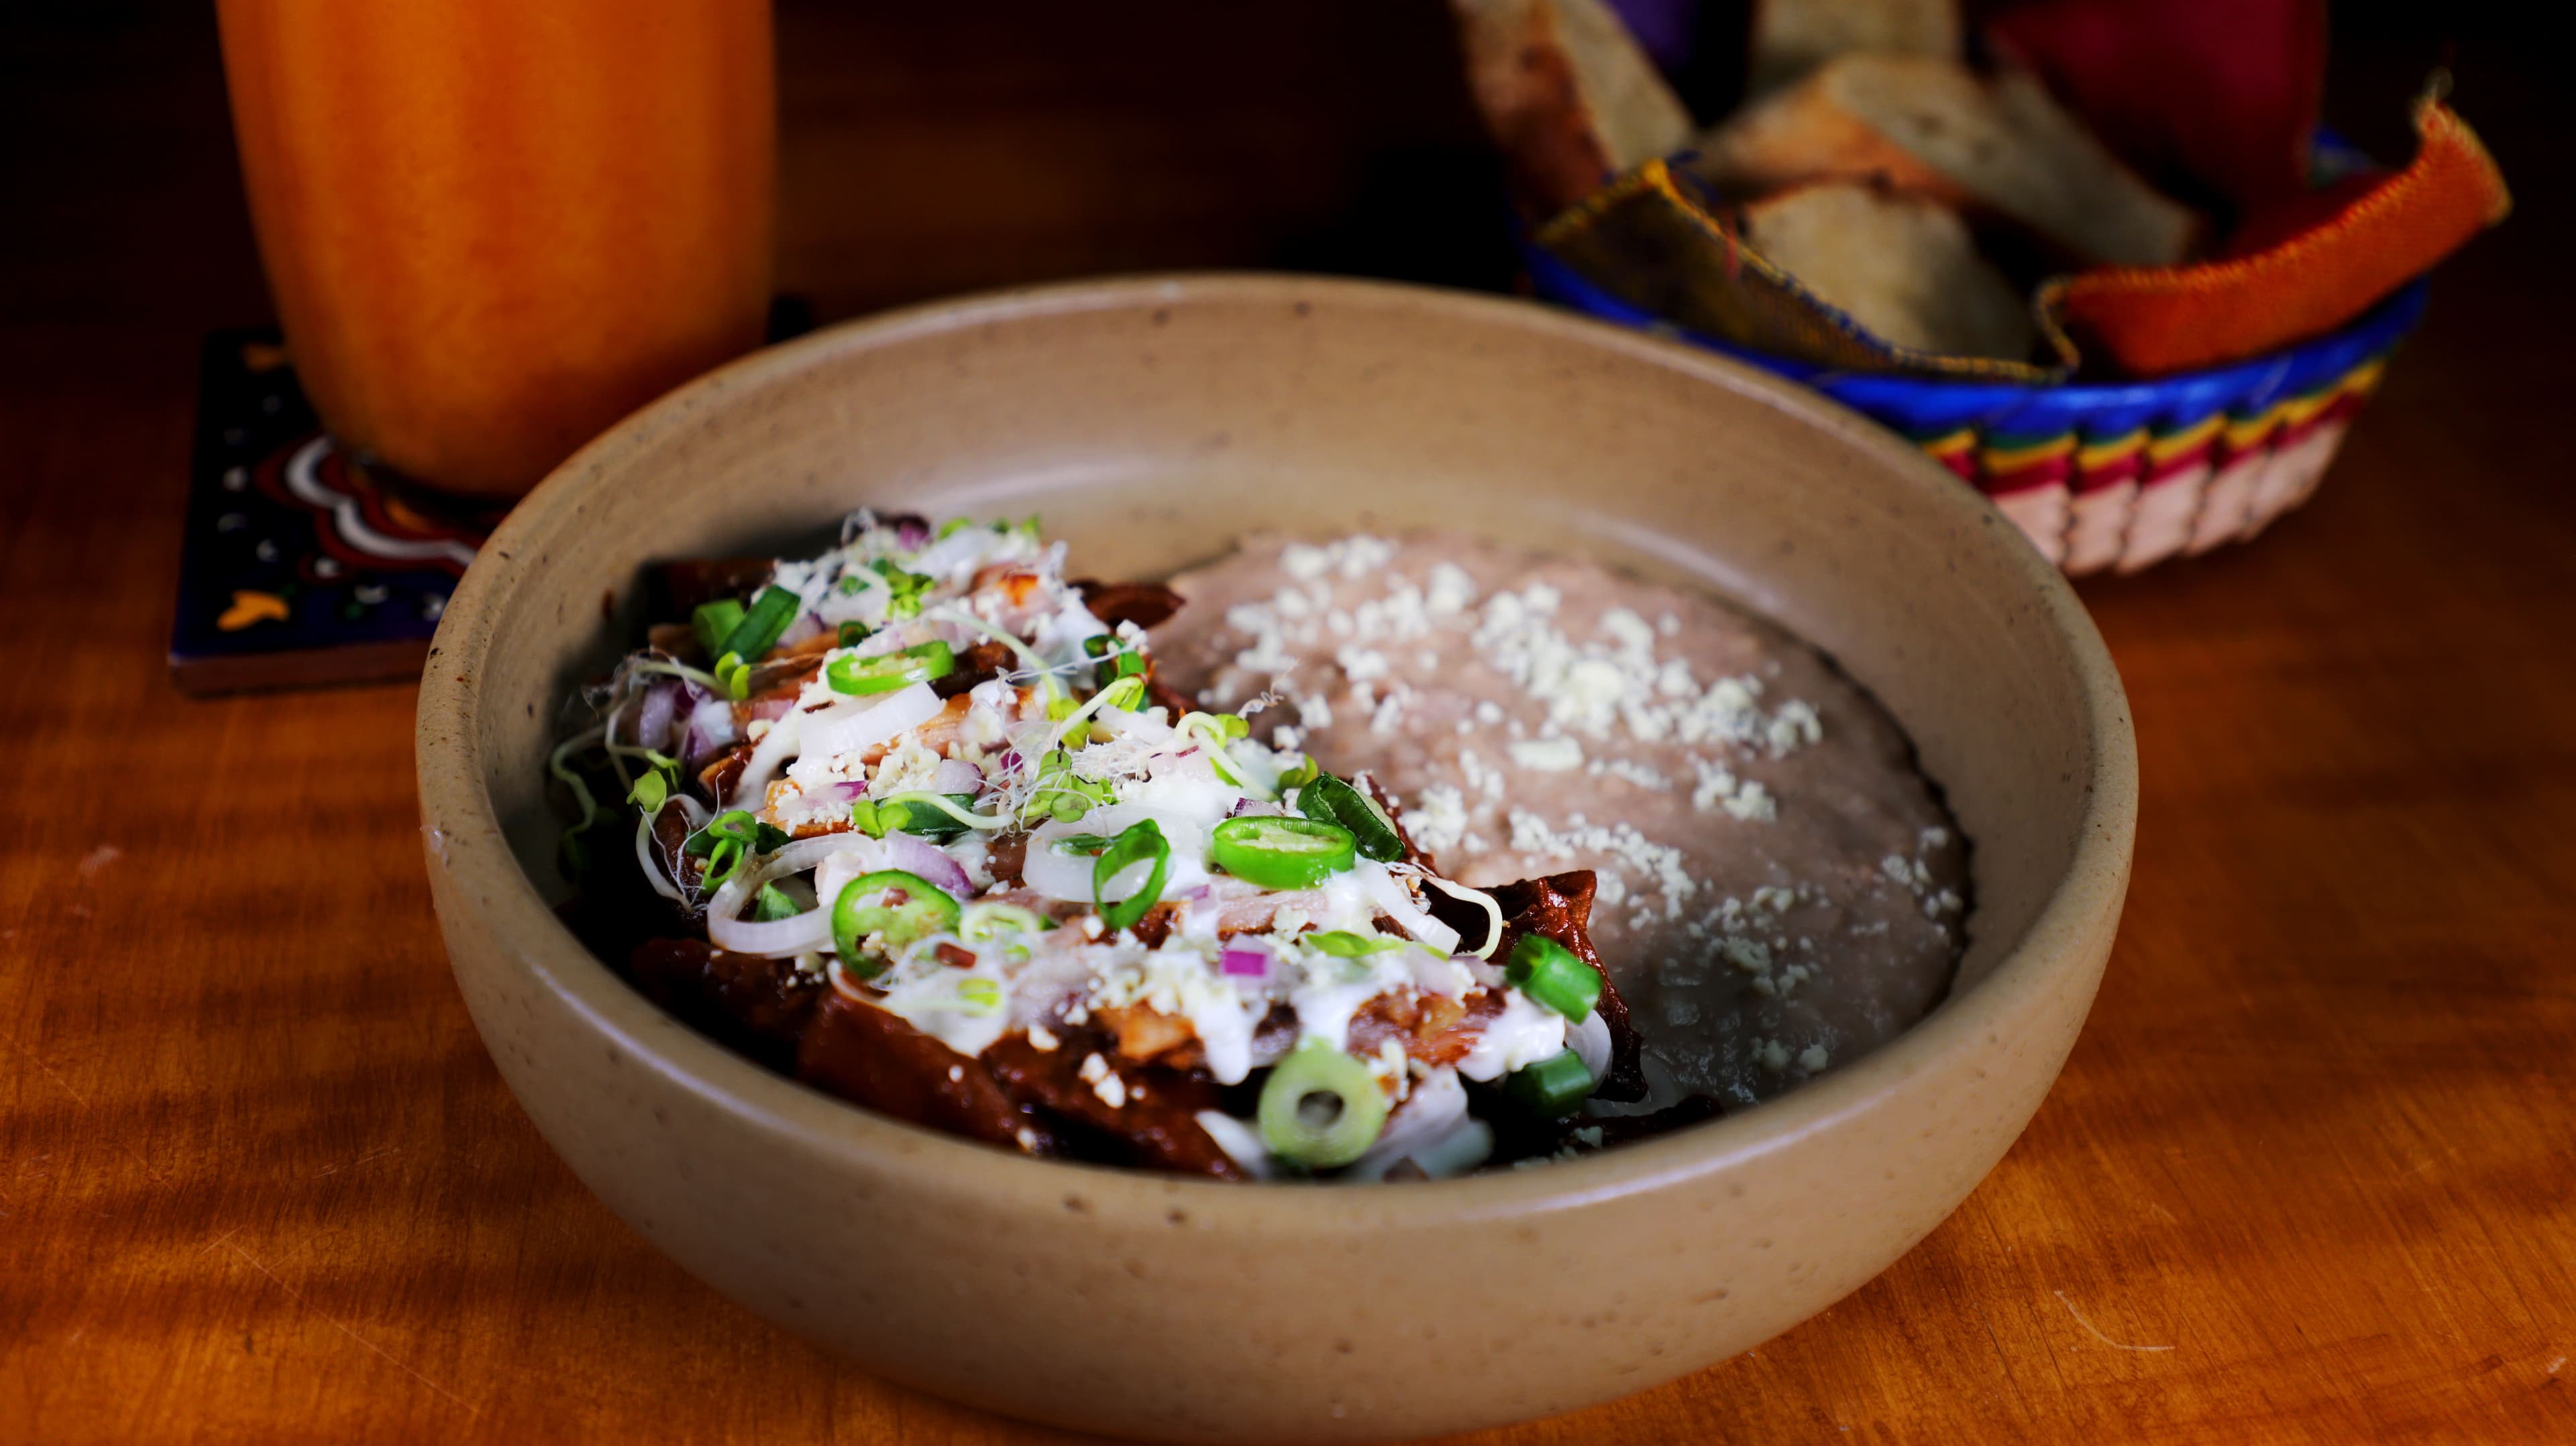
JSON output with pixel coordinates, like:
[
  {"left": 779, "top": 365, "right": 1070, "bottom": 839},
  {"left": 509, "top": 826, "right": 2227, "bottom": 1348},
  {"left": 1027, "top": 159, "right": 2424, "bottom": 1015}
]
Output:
[{"left": 1523, "top": 249, "right": 2426, "bottom": 576}]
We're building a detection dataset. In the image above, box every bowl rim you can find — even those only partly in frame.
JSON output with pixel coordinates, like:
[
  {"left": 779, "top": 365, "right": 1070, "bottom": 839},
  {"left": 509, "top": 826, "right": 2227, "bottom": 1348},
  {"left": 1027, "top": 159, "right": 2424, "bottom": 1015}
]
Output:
[{"left": 416, "top": 271, "right": 2136, "bottom": 1231}]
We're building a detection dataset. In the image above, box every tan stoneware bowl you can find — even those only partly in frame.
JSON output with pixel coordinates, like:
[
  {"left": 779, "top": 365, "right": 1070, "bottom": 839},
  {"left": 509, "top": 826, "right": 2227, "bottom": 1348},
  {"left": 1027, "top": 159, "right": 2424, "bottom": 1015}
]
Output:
[{"left": 416, "top": 274, "right": 2135, "bottom": 1443}]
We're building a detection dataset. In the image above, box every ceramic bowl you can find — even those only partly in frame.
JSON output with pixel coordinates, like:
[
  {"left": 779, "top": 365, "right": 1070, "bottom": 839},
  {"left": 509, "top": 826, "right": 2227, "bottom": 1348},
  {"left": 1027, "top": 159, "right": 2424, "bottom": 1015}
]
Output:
[{"left": 416, "top": 274, "right": 2135, "bottom": 1443}]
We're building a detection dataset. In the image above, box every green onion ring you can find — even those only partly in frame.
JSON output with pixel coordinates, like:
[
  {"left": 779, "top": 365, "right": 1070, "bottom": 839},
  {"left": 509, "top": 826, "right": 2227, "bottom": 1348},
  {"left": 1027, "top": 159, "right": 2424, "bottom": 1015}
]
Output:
[{"left": 1257, "top": 1042, "right": 1390, "bottom": 1168}]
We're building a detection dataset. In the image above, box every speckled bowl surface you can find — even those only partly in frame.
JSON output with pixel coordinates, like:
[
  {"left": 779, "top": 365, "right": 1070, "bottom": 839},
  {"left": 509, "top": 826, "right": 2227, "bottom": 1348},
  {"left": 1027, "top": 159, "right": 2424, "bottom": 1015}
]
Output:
[{"left": 415, "top": 274, "right": 2135, "bottom": 1443}]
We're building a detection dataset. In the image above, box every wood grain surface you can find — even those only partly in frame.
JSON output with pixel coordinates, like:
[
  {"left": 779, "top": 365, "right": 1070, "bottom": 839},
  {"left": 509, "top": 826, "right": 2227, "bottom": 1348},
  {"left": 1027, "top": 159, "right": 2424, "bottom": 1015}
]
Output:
[{"left": 2, "top": 6, "right": 2569, "bottom": 1443}]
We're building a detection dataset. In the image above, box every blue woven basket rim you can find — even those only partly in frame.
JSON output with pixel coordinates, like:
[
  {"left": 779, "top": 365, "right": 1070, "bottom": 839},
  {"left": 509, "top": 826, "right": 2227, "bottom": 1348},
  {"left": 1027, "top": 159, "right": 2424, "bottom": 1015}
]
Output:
[{"left": 1523, "top": 239, "right": 2428, "bottom": 439}]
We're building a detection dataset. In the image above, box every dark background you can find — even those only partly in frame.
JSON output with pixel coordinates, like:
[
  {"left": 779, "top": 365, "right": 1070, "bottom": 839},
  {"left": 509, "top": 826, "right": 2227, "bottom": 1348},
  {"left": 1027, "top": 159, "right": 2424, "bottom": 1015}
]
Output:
[{"left": 0, "top": 1, "right": 2555, "bottom": 339}]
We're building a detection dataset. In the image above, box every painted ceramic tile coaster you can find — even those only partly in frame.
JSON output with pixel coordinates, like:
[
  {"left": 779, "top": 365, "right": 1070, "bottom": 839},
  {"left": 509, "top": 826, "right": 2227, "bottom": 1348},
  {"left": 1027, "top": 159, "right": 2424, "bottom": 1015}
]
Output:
[{"left": 168, "top": 331, "right": 497, "bottom": 693}]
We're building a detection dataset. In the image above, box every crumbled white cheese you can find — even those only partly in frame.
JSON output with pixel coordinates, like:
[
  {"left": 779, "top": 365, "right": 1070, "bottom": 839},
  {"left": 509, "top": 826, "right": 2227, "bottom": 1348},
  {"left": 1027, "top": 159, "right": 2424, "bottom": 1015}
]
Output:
[
  {"left": 1508, "top": 809, "right": 1697, "bottom": 921},
  {"left": 1426, "top": 562, "right": 1477, "bottom": 615},
  {"left": 1405, "top": 783, "right": 1469, "bottom": 855},
  {"left": 1690, "top": 758, "right": 1776, "bottom": 821},
  {"left": 1508, "top": 736, "right": 1584, "bottom": 771}
]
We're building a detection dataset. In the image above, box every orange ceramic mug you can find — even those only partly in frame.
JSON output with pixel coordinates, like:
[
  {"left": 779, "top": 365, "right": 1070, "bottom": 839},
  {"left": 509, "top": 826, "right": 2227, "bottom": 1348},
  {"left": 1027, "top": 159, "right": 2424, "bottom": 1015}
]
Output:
[{"left": 217, "top": 0, "right": 775, "bottom": 500}]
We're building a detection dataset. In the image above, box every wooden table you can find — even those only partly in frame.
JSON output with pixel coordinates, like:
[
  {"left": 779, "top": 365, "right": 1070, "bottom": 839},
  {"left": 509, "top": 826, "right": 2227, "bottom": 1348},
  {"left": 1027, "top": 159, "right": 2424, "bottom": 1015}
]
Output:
[{"left": 4, "top": 7, "right": 2569, "bottom": 1442}]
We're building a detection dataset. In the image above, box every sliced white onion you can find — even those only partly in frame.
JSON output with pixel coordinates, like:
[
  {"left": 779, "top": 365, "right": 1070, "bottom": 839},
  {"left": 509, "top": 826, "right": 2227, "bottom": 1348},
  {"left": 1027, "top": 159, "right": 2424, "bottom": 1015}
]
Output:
[
  {"left": 1402, "top": 1116, "right": 1495, "bottom": 1180},
  {"left": 731, "top": 710, "right": 803, "bottom": 805},
  {"left": 706, "top": 834, "right": 877, "bottom": 957},
  {"left": 1019, "top": 833, "right": 1102, "bottom": 903},
  {"left": 1358, "top": 863, "right": 1460, "bottom": 956},
  {"left": 706, "top": 893, "right": 833, "bottom": 957},
  {"left": 803, "top": 681, "right": 943, "bottom": 765},
  {"left": 1567, "top": 1009, "right": 1612, "bottom": 1084},
  {"left": 1417, "top": 875, "right": 1503, "bottom": 959},
  {"left": 632, "top": 795, "right": 710, "bottom": 903},
  {"left": 1342, "top": 1068, "right": 1476, "bottom": 1182},
  {"left": 1193, "top": 1111, "right": 1277, "bottom": 1180},
  {"left": 1023, "top": 806, "right": 1212, "bottom": 904},
  {"left": 635, "top": 814, "right": 684, "bottom": 903},
  {"left": 1583, "top": 1050, "right": 1686, "bottom": 1119}
]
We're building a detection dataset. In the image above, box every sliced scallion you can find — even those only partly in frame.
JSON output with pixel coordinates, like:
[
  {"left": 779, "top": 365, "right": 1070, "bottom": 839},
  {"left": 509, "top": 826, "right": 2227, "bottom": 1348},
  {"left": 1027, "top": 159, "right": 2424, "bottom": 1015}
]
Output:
[
  {"left": 691, "top": 598, "right": 747, "bottom": 657},
  {"left": 1505, "top": 934, "right": 1602, "bottom": 1022},
  {"left": 719, "top": 586, "right": 800, "bottom": 664},
  {"left": 1295, "top": 771, "right": 1404, "bottom": 863},
  {"left": 1504, "top": 1048, "right": 1595, "bottom": 1116}
]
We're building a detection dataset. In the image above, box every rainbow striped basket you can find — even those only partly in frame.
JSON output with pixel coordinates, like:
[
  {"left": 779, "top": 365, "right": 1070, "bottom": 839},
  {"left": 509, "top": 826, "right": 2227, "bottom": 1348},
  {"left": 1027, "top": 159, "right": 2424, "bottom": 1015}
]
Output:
[{"left": 1524, "top": 249, "right": 2426, "bottom": 575}]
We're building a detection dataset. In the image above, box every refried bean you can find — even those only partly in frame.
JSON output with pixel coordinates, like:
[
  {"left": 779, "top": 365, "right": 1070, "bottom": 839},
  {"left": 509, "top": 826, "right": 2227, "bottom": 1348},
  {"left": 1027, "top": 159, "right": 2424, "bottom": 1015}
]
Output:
[{"left": 1153, "top": 533, "right": 1970, "bottom": 1108}]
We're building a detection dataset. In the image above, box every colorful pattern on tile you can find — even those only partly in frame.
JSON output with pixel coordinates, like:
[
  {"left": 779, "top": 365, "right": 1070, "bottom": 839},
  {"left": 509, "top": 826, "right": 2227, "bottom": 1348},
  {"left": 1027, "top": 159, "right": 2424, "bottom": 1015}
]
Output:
[{"left": 169, "top": 331, "right": 497, "bottom": 691}]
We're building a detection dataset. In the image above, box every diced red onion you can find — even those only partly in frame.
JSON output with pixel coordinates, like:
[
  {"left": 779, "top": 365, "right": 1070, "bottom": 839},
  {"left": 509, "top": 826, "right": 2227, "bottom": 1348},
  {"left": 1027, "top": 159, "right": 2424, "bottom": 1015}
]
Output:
[
  {"left": 1220, "top": 946, "right": 1269, "bottom": 978},
  {"left": 682, "top": 696, "right": 739, "bottom": 768},
  {"left": 928, "top": 758, "right": 984, "bottom": 795},
  {"left": 631, "top": 679, "right": 683, "bottom": 753},
  {"left": 777, "top": 610, "right": 824, "bottom": 648},
  {"left": 823, "top": 779, "right": 868, "bottom": 801},
  {"left": 742, "top": 691, "right": 796, "bottom": 724}
]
